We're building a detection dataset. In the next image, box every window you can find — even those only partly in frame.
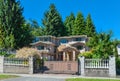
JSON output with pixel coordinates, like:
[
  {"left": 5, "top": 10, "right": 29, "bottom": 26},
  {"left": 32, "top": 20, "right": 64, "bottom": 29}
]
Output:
[
  {"left": 33, "top": 37, "right": 39, "bottom": 42},
  {"left": 60, "top": 39, "right": 68, "bottom": 44},
  {"left": 37, "top": 46, "right": 44, "bottom": 50},
  {"left": 77, "top": 46, "right": 83, "bottom": 50},
  {"left": 44, "top": 38, "right": 48, "bottom": 41},
  {"left": 75, "top": 38, "right": 82, "bottom": 41}
]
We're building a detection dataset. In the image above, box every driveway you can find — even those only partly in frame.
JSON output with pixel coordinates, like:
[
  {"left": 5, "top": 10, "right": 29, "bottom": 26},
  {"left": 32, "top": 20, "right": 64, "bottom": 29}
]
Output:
[{"left": 1, "top": 77, "right": 65, "bottom": 81}]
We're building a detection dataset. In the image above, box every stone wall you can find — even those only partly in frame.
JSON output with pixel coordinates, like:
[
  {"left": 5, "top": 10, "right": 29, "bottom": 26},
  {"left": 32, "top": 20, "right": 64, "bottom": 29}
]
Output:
[{"left": 85, "top": 68, "right": 109, "bottom": 77}]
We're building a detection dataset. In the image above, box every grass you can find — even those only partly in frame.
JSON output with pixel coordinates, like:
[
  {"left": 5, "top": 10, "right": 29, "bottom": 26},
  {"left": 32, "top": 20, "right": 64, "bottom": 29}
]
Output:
[
  {"left": 0, "top": 74, "right": 19, "bottom": 80},
  {"left": 66, "top": 78, "right": 120, "bottom": 81}
]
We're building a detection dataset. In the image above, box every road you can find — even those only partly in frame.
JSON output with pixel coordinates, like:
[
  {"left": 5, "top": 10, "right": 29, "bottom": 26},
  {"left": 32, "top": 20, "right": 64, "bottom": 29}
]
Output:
[{"left": 1, "top": 77, "right": 65, "bottom": 81}]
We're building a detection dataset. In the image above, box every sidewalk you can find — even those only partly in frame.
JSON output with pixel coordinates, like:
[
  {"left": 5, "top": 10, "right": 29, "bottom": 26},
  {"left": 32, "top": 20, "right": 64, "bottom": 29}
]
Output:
[{"left": 0, "top": 73, "right": 120, "bottom": 80}]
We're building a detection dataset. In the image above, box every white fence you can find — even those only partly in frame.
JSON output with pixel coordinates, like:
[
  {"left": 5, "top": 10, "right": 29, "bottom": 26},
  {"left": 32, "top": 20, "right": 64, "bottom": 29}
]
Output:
[
  {"left": 0, "top": 56, "right": 34, "bottom": 74},
  {"left": 4, "top": 57, "right": 29, "bottom": 66},
  {"left": 85, "top": 59, "right": 109, "bottom": 68},
  {"left": 79, "top": 56, "right": 116, "bottom": 77}
]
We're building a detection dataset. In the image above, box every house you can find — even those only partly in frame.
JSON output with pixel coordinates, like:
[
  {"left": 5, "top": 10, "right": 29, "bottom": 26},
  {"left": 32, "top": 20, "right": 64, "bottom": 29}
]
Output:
[{"left": 30, "top": 35, "right": 89, "bottom": 61}]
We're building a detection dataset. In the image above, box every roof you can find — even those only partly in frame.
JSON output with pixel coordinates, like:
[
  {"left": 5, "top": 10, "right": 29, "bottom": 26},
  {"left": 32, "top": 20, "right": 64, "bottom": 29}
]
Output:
[
  {"left": 30, "top": 41, "right": 55, "bottom": 46},
  {"left": 57, "top": 45, "right": 79, "bottom": 52},
  {"left": 57, "top": 35, "right": 87, "bottom": 39}
]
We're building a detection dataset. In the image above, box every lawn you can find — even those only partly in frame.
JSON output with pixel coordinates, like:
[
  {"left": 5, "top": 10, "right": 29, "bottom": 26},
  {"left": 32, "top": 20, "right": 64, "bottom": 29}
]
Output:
[
  {"left": 0, "top": 75, "right": 19, "bottom": 80},
  {"left": 66, "top": 78, "right": 120, "bottom": 81}
]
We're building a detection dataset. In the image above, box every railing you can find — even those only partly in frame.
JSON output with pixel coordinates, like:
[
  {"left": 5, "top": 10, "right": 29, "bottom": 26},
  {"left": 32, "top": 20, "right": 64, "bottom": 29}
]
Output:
[
  {"left": 85, "top": 59, "right": 109, "bottom": 68},
  {"left": 4, "top": 57, "right": 29, "bottom": 66}
]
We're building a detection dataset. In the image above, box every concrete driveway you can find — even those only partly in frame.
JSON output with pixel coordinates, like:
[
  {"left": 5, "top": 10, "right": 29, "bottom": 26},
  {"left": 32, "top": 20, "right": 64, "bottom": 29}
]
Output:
[{"left": 1, "top": 77, "right": 65, "bottom": 81}]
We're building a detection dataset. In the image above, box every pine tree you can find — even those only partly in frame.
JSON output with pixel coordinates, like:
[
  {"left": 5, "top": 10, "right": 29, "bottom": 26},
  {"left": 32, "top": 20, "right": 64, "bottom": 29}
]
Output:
[
  {"left": 72, "top": 12, "right": 85, "bottom": 35},
  {"left": 0, "top": 0, "right": 32, "bottom": 49},
  {"left": 85, "top": 14, "right": 96, "bottom": 37},
  {"left": 42, "top": 4, "right": 66, "bottom": 37},
  {"left": 64, "top": 13, "right": 75, "bottom": 36}
]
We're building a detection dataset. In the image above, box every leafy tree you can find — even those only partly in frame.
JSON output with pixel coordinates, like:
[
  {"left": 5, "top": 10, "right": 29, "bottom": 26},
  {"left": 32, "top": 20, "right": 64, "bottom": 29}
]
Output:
[
  {"left": 64, "top": 13, "right": 75, "bottom": 36},
  {"left": 85, "top": 14, "right": 96, "bottom": 37},
  {"left": 42, "top": 4, "right": 66, "bottom": 37},
  {"left": 72, "top": 12, "right": 85, "bottom": 35},
  {"left": 0, "top": 0, "right": 32, "bottom": 49},
  {"left": 86, "top": 32, "right": 113, "bottom": 58}
]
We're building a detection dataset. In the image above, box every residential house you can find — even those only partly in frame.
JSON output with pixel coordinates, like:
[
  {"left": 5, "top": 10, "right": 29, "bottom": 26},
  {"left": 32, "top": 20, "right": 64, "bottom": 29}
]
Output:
[{"left": 30, "top": 35, "right": 89, "bottom": 61}]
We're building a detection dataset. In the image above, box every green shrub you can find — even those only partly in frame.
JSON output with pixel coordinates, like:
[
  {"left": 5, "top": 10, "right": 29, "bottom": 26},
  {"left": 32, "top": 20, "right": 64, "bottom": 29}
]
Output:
[{"left": 79, "top": 51, "right": 93, "bottom": 58}]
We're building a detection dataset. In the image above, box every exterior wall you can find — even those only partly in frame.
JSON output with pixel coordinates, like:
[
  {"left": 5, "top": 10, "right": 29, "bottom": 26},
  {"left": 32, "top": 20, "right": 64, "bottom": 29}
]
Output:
[
  {"left": 85, "top": 68, "right": 109, "bottom": 77},
  {"left": 4, "top": 65, "right": 29, "bottom": 74}
]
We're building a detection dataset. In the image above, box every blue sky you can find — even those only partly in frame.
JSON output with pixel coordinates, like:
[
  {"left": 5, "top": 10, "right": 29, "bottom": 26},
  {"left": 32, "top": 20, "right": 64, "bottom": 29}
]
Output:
[{"left": 20, "top": 0, "right": 120, "bottom": 39}]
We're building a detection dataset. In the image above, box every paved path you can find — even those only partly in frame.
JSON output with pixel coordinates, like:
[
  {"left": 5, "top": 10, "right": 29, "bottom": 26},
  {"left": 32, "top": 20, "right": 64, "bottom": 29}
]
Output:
[{"left": 1, "top": 77, "right": 65, "bottom": 81}]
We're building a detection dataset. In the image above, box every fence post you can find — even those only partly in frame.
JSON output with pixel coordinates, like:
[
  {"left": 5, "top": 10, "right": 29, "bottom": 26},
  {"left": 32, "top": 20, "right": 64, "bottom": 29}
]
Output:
[
  {"left": 0, "top": 56, "right": 4, "bottom": 73},
  {"left": 109, "top": 56, "right": 116, "bottom": 77},
  {"left": 29, "top": 56, "right": 34, "bottom": 74},
  {"left": 79, "top": 56, "right": 85, "bottom": 76}
]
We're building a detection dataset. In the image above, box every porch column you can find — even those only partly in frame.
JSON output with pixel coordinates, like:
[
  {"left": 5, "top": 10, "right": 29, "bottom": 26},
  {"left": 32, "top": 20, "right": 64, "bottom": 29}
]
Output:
[
  {"left": 73, "top": 51, "right": 76, "bottom": 61},
  {"left": 63, "top": 52, "right": 66, "bottom": 61},
  {"left": 67, "top": 53, "right": 69, "bottom": 61}
]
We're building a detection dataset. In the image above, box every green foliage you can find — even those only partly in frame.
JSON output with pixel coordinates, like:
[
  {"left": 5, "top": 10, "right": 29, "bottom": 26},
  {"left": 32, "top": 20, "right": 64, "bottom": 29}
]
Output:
[
  {"left": 72, "top": 12, "right": 85, "bottom": 35},
  {"left": 42, "top": 4, "right": 66, "bottom": 37},
  {"left": 0, "top": 0, "right": 32, "bottom": 49},
  {"left": 85, "top": 14, "right": 96, "bottom": 37},
  {"left": 80, "top": 51, "right": 93, "bottom": 58},
  {"left": 66, "top": 78, "right": 120, "bottom": 81},
  {"left": 64, "top": 13, "right": 75, "bottom": 36},
  {"left": 116, "top": 57, "right": 120, "bottom": 69},
  {"left": 87, "top": 32, "right": 113, "bottom": 58},
  {"left": 30, "top": 20, "right": 44, "bottom": 36},
  {"left": 0, "top": 51, "right": 7, "bottom": 56}
]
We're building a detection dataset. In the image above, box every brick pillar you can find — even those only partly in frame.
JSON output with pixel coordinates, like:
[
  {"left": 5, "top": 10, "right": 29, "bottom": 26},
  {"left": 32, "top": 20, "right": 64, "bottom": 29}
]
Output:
[
  {"left": 29, "top": 56, "right": 34, "bottom": 74},
  {"left": 0, "top": 56, "right": 4, "bottom": 73},
  {"left": 79, "top": 56, "right": 85, "bottom": 76},
  {"left": 109, "top": 56, "right": 116, "bottom": 77}
]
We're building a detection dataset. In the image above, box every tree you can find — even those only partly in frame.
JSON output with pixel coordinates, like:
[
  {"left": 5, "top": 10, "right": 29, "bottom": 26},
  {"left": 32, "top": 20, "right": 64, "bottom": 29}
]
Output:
[
  {"left": 72, "top": 12, "right": 85, "bottom": 35},
  {"left": 30, "top": 20, "right": 44, "bottom": 36},
  {"left": 87, "top": 32, "right": 113, "bottom": 58},
  {"left": 42, "top": 4, "right": 66, "bottom": 37},
  {"left": 85, "top": 14, "right": 96, "bottom": 37},
  {"left": 0, "top": 0, "right": 32, "bottom": 49},
  {"left": 64, "top": 13, "right": 75, "bottom": 36}
]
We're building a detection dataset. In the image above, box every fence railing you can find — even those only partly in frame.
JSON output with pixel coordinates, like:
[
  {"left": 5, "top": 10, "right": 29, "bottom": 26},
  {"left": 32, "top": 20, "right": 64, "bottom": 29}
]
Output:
[
  {"left": 85, "top": 59, "right": 109, "bottom": 68},
  {"left": 4, "top": 57, "right": 29, "bottom": 66}
]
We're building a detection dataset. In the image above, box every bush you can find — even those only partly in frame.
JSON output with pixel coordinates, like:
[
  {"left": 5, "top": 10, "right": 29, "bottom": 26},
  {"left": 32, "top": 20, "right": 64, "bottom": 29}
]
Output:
[
  {"left": 16, "top": 47, "right": 40, "bottom": 58},
  {"left": 79, "top": 51, "right": 93, "bottom": 58}
]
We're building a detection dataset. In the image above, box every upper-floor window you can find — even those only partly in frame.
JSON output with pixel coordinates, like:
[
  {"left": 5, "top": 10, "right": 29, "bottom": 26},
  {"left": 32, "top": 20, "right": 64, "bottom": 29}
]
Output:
[
  {"left": 37, "top": 46, "right": 44, "bottom": 50},
  {"left": 60, "top": 39, "right": 68, "bottom": 44},
  {"left": 33, "top": 37, "right": 39, "bottom": 42},
  {"left": 44, "top": 38, "right": 49, "bottom": 41},
  {"left": 75, "top": 38, "right": 82, "bottom": 41}
]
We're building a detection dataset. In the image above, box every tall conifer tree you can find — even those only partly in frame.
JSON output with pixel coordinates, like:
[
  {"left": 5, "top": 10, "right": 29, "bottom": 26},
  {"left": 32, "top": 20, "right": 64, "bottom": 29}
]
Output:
[
  {"left": 72, "top": 12, "right": 85, "bottom": 35},
  {"left": 64, "top": 13, "right": 75, "bottom": 36},
  {"left": 42, "top": 4, "right": 66, "bottom": 37},
  {"left": 85, "top": 14, "right": 96, "bottom": 37},
  {"left": 0, "top": 0, "right": 32, "bottom": 49}
]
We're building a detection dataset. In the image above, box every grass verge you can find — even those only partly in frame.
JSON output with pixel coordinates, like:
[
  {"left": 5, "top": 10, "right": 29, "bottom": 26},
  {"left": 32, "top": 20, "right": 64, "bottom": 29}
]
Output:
[
  {"left": 0, "top": 74, "right": 19, "bottom": 80},
  {"left": 66, "top": 78, "right": 120, "bottom": 81}
]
